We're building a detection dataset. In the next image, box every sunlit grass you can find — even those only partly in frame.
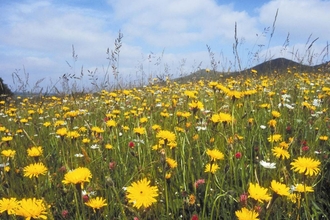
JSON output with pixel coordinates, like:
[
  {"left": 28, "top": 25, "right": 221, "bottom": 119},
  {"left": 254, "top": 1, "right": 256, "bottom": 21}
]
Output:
[{"left": 1, "top": 69, "right": 330, "bottom": 219}]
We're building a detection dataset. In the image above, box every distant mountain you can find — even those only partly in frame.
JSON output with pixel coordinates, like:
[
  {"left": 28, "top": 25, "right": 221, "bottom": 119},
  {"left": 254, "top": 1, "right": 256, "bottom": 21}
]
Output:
[
  {"left": 174, "top": 58, "right": 330, "bottom": 83},
  {"left": 237, "top": 57, "right": 321, "bottom": 75}
]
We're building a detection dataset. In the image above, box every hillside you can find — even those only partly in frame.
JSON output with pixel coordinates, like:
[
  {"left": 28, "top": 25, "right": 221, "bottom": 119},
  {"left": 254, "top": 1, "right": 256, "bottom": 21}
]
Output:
[{"left": 174, "top": 57, "right": 330, "bottom": 83}]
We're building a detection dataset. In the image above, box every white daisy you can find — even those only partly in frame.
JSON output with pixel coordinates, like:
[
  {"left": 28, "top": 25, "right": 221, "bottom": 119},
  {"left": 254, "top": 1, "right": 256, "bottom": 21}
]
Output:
[{"left": 260, "top": 160, "right": 276, "bottom": 169}]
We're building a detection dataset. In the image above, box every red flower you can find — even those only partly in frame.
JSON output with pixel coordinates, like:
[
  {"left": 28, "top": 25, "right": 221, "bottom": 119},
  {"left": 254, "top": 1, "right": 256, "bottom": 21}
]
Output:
[
  {"left": 61, "top": 210, "right": 69, "bottom": 218},
  {"left": 254, "top": 205, "right": 262, "bottom": 214},
  {"left": 59, "top": 166, "right": 66, "bottom": 172},
  {"left": 191, "top": 214, "right": 199, "bottom": 220},
  {"left": 128, "top": 141, "right": 135, "bottom": 148},
  {"left": 286, "top": 125, "right": 292, "bottom": 134},
  {"left": 82, "top": 195, "right": 89, "bottom": 202},
  {"left": 302, "top": 146, "right": 309, "bottom": 151},
  {"left": 235, "top": 152, "right": 242, "bottom": 159},
  {"left": 109, "top": 161, "right": 116, "bottom": 170},
  {"left": 194, "top": 179, "right": 205, "bottom": 188},
  {"left": 240, "top": 193, "right": 248, "bottom": 206}
]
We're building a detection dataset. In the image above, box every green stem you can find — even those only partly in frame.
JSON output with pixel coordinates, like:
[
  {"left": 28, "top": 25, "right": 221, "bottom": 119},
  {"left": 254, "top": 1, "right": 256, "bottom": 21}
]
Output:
[
  {"left": 111, "top": 186, "right": 127, "bottom": 219},
  {"left": 202, "top": 172, "right": 212, "bottom": 219},
  {"left": 73, "top": 185, "right": 83, "bottom": 220},
  {"left": 165, "top": 178, "right": 169, "bottom": 214}
]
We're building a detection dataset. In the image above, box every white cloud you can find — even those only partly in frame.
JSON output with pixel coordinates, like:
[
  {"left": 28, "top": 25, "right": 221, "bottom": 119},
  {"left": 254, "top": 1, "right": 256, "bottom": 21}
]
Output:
[
  {"left": 258, "top": 0, "right": 330, "bottom": 42},
  {"left": 109, "top": 0, "right": 259, "bottom": 48},
  {"left": 255, "top": 0, "right": 330, "bottom": 65}
]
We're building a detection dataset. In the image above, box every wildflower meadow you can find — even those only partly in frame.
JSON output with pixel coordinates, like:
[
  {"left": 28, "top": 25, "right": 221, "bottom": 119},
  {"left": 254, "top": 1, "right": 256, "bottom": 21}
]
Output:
[{"left": 1, "top": 67, "right": 330, "bottom": 219}]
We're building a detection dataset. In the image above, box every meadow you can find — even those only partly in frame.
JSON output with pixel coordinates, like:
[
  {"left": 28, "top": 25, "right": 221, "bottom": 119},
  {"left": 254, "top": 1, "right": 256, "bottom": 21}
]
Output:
[{"left": 1, "top": 67, "right": 330, "bottom": 219}]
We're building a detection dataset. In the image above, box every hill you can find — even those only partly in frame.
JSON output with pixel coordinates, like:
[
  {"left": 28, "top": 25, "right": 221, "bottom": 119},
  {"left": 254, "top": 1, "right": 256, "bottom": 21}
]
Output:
[{"left": 174, "top": 58, "right": 330, "bottom": 83}]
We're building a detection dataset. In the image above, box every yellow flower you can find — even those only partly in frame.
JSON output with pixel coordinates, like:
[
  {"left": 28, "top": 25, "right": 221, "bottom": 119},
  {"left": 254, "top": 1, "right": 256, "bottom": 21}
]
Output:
[
  {"left": 1, "top": 149, "right": 16, "bottom": 158},
  {"left": 27, "top": 146, "right": 43, "bottom": 157},
  {"left": 79, "top": 126, "right": 88, "bottom": 132},
  {"left": 189, "top": 194, "right": 196, "bottom": 205},
  {"left": 54, "top": 120, "right": 66, "bottom": 127},
  {"left": 267, "top": 134, "right": 282, "bottom": 143},
  {"left": 0, "top": 197, "right": 19, "bottom": 215},
  {"left": 122, "top": 125, "right": 130, "bottom": 132},
  {"left": 204, "top": 163, "right": 219, "bottom": 174},
  {"left": 272, "top": 146, "right": 290, "bottom": 159},
  {"left": 91, "top": 126, "right": 104, "bottom": 133},
  {"left": 156, "top": 130, "right": 176, "bottom": 143},
  {"left": 165, "top": 172, "right": 172, "bottom": 179},
  {"left": 175, "top": 127, "right": 185, "bottom": 133},
  {"left": 302, "top": 101, "right": 316, "bottom": 110},
  {"left": 23, "top": 163, "right": 48, "bottom": 178},
  {"left": 279, "top": 141, "right": 289, "bottom": 149},
  {"left": 152, "top": 144, "right": 162, "bottom": 151},
  {"left": 319, "top": 136, "right": 328, "bottom": 141},
  {"left": 64, "top": 110, "right": 79, "bottom": 118},
  {"left": 152, "top": 124, "right": 161, "bottom": 131},
  {"left": 206, "top": 149, "right": 224, "bottom": 161},
  {"left": 268, "top": 119, "right": 277, "bottom": 128},
  {"left": 290, "top": 157, "right": 320, "bottom": 176},
  {"left": 126, "top": 178, "right": 158, "bottom": 209},
  {"left": 139, "top": 117, "right": 148, "bottom": 123},
  {"left": 106, "top": 120, "right": 117, "bottom": 128},
  {"left": 62, "top": 106, "right": 70, "bottom": 111},
  {"left": 43, "top": 122, "right": 51, "bottom": 127},
  {"left": 184, "top": 90, "right": 198, "bottom": 99},
  {"left": 270, "top": 180, "right": 290, "bottom": 196},
  {"left": 271, "top": 110, "right": 281, "bottom": 118},
  {"left": 235, "top": 207, "right": 259, "bottom": 220},
  {"left": 15, "top": 198, "right": 47, "bottom": 220},
  {"left": 210, "top": 114, "right": 221, "bottom": 123},
  {"left": 293, "top": 184, "right": 314, "bottom": 193},
  {"left": 82, "top": 138, "right": 91, "bottom": 144},
  {"left": 4, "top": 166, "right": 10, "bottom": 172},
  {"left": 268, "top": 91, "right": 275, "bottom": 97},
  {"left": 166, "top": 158, "right": 178, "bottom": 169},
  {"left": 167, "top": 141, "right": 178, "bottom": 149},
  {"left": 62, "top": 167, "right": 92, "bottom": 187},
  {"left": 160, "top": 111, "right": 170, "bottom": 118},
  {"left": 85, "top": 197, "right": 107, "bottom": 213},
  {"left": 226, "top": 90, "right": 243, "bottom": 100},
  {"left": 248, "top": 183, "right": 272, "bottom": 203},
  {"left": 133, "top": 127, "right": 146, "bottom": 135},
  {"left": 259, "top": 103, "right": 270, "bottom": 109},
  {"left": 188, "top": 100, "right": 204, "bottom": 112},
  {"left": 181, "top": 111, "right": 192, "bottom": 118},
  {"left": 105, "top": 144, "right": 113, "bottom": 149},
  {"left": 288, "top": 193, "right": 300, "bottom": 203},
  {"left": 20, "top": 118, "right": 29, "bottom": 123},
  {"left": 218, "top": 112, "right": 233, "bottom": 124},
  {"left": 67, "top": 131, "right": 80, "bottom": 139},
  {"left": 251, "top": 69, "right": 258, "bottom": 74},
  {"left": 193, "top": 134, "right": 199, "bottom": 140},
  {"left": 56, "top": 127, "right": 67, "bottom": 136},
  {"left": 112, "top": 109, "right": 121, "bottom": 115},
  {"left": 1, "top": 136, "right": 13, "bottom": 142}
]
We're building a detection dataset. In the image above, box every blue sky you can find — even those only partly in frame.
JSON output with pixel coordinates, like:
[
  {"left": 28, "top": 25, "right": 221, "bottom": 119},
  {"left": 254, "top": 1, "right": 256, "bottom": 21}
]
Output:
[{"left": 0, "top": 0, "right": 329, "bottom": 91}]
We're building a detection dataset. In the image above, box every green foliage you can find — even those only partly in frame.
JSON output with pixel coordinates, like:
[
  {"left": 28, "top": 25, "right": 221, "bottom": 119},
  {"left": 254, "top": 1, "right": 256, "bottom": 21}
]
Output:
[{"left": 1, "top": 69, "right": 330, "bottom": 219}]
